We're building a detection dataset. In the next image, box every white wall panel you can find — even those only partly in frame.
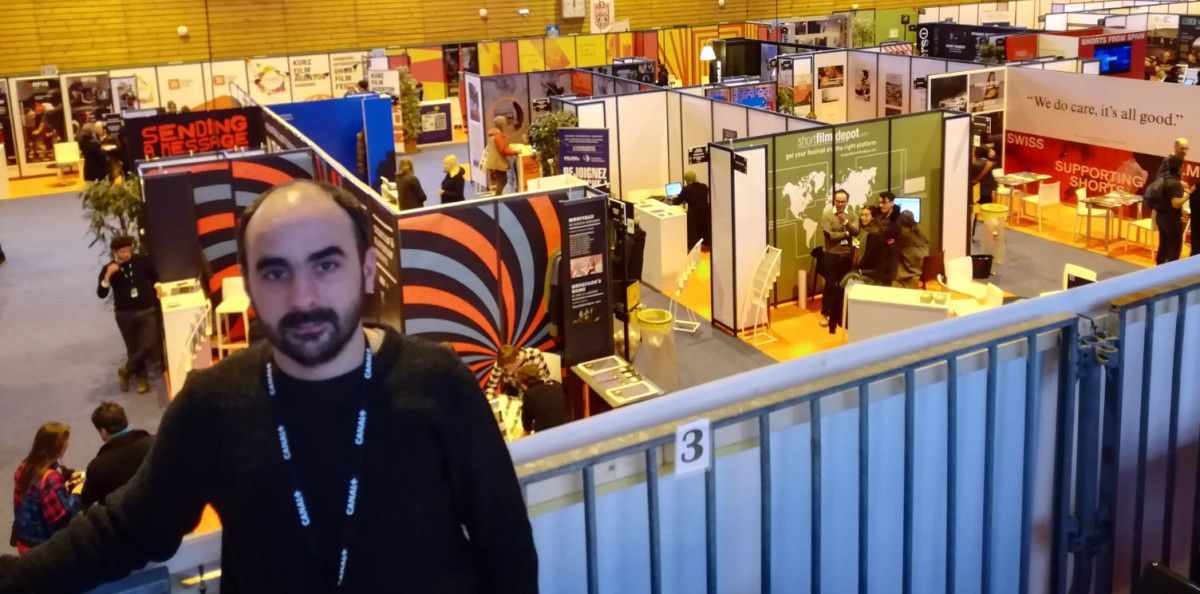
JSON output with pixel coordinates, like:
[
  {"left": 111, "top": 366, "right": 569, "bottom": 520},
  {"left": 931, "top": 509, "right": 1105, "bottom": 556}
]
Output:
[
  {"left": 942, "top": 115, "right": 971, "bottom": 261},
  {"left": 680, "top": 94, "right": 713, "bottom": 188},
  {"left": 709, "top": 146, "right": 736, "bottom": 328},
  {"left": 616, "top": 92, "right": 670, "bottom": 200}
]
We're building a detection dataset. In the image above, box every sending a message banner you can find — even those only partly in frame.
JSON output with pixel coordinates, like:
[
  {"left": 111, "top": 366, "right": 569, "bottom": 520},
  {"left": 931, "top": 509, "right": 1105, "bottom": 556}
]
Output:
[{"left": 123, "top": 107, "right": 265, "bottom": 160}]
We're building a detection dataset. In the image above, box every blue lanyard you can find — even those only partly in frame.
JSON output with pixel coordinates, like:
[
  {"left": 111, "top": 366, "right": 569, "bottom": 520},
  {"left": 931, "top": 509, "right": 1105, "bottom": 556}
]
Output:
[{"left": 265, "top": 347, "right": 373, "bottom": 588}]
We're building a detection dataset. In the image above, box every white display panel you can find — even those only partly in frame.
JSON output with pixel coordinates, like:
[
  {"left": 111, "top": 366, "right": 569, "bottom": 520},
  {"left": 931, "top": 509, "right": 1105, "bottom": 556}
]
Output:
[
  {"left": 942, "top": 115, "right": 972, "bottom": 261},
  {"left": 680, "top": 94, "right": 713, "bottom": 183},
  {"left": 708, "top": 146, "right": 735, "bottom": 328},
  {"left": 289, "top": 54, "right": 334, "bottom": 101},
  {"left": 1082, "top": 60, "right": 1101, "bottom": 74},
  {"left": 813, "top": 50, "right": 849, "bottom": 123},
  {"left": 787, "top": 117, "right": 822, "bottom": 131},
  {"left": 1037, "top": 33, "right": 1081, "bottom": 58},
  {"left": 616, "top": 91, "right": 669, "bottom": 199},
  {"left": 157, "top": 63, "right": 207, "bottom": 111},
  {"left": 910, "top": 58, "right": 949, "bottom": 113},
  {"left": 731, "top": 146, "right": 768, "bottom": 331},
  {"left": 330, "top": 51, "right": 368, "bottom": 97},
  {"left": 747, "top": 110, "right": 787, "bottom": 137},
  {"left": 667, "top": 91, "right": 683, "bottom": 181},
  {"left": 246, "top": 57, "right": 292, "bottom": 105},
  {"left": 205, "top": 60, "right": 249, "bottom": 108},
  {"left": 711, "top": 101, "right": 748, "bottom": 142},
  {"left": 847, "top": 51, "right": 878, "bottom": 122},
  {"left": 1014, "top": 0, "right": 1038, "bottom": 27},
  {"left": 1044, "top": 12, "right": 1070, "bottom": 29},
  {"left": 879, "top": 54, "right": 911, "bottom": 117},
  {"left": 576, "top": 101, "right": 605, "bottom": 128},
  {"left": 601, "top": 96, "right": 621, "bottom": 200},
  {"left": 1043, "top": 59, "right": 1079, "bottom": 72},
  {"left": 462, "top": 73, "right": 486, "bottom": 187}
]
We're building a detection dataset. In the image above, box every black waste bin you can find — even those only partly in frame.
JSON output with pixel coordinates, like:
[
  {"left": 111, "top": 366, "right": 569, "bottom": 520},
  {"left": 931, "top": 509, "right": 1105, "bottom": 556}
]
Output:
[{"left": 971, "top": 254, "right": 994, "bottom": 279}]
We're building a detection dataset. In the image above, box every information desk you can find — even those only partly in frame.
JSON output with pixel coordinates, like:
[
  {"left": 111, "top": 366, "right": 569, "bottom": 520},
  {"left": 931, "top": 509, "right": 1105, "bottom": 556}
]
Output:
[
  {"left": 845, "top": 284, "right": 952, "bottom": 343},
  {"left": 634, "top": 199, "right": 687, "bottom": 292},
  {"left": 625, "top": 187, "right": 667, "bottom": 204},
  {"left": 571, "top": 354, "right": 663, "bottom": 416}
]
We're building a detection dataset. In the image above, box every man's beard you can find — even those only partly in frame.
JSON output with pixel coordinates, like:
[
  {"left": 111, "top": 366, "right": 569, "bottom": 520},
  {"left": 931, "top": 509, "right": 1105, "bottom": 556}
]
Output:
[{"left": 263, "top": 294, "right": 364, "bottom": 367}]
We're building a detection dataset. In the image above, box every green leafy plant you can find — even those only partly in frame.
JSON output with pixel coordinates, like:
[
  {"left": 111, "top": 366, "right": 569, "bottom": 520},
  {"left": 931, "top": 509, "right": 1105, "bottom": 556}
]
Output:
[
  {"left": 81, "top": 177, "right": 144, "bottom": 257},
  {"left": 777, "top": 85, "right": 796, "bottom": 115},
  {"left": 528, "top": 110, "right": 579, "bottom": 175},
  {"left": 398, "top": 68, "right": 422, "bottom": 141},
  {"left": 852, "top": 13, "right": 876, "bottom": 48},
  {"left": 976, "top": 41, "right": 1003, "bottom": 65}
]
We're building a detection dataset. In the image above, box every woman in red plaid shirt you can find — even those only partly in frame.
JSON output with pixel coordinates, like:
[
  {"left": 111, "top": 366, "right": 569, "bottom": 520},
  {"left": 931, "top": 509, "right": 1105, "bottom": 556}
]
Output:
[{"left": 10, "top": 423, "right": 82, "bottom": 554}]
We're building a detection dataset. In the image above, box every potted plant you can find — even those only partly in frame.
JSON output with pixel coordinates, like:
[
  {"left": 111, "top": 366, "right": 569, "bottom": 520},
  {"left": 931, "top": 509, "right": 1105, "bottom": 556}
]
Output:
[
  {"left": 81, "top": 176, "right": 144, "bottom": 258},
  {"left": 398, "top": 68, "right": 422, "bottom": 153},
  {"left": 528, "top": 110, "right": 579, "bottom": 176},
  {"left": 777, "top": 85, "right": 796, "bottom": 115},
  {"left": 852, "top": 13, "right": 876, "bottom": 48}
]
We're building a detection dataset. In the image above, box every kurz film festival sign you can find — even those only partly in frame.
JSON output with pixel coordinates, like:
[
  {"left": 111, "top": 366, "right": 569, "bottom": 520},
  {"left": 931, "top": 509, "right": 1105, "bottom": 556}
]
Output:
[{"left": 123, "top": 107, "right": 265, "bottom": 160}]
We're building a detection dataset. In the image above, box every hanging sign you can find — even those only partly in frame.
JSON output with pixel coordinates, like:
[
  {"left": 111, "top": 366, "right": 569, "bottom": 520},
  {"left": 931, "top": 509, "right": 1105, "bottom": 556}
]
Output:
[
  {"left": 688, "top": 145, "right": 709, "bottom": 164},
  {"left": 122, "top": 107, "right": 265, "bottom": 160}
]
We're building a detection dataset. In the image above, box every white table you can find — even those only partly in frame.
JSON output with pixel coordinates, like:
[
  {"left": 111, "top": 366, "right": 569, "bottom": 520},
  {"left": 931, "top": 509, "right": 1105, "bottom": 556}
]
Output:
[
  {"left": 845, "top": 284, "right": 952, "bottom": 343},
  {"left": 1083, "top": 190, "right": 1141, "bottom": 253},
  {"left": 634, "top": 199, "right": 687, "bottom": 292}
]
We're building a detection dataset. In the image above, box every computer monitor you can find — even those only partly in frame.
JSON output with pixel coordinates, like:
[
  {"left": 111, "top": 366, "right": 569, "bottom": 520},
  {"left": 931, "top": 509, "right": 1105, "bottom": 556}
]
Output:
[
  {"left": 1185, "top": 77, "right": 1197, "bottom": 86},
  {"left": 893, "top": 197, "right": 921, "bottom": 223},
  {"left": 665, "top": 182, "right": 683, "bottom": 199}
]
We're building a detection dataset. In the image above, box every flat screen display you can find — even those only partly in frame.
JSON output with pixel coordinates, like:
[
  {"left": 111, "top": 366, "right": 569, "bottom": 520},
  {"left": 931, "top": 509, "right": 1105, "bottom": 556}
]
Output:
[
  {"left": 1066, "top": 274, "right": 1095, "bottom": 289},
  {"left": 1094, "top": 43, "right": 1132, "bottom": 75},
  {"left": 1185, "top": 78, "right": 1197, "bottom": 85},
  {"left": 665, "top": 182, "right": 683, "bottom": 198},
  {"left": 894, "top": 197, "right": 921, "bottom": 223}
]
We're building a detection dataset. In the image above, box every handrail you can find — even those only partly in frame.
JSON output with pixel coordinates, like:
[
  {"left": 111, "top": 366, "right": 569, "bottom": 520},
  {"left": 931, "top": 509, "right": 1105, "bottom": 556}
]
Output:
[{"left": 508, "top": 257, "right": 1200, "bottom": 467}]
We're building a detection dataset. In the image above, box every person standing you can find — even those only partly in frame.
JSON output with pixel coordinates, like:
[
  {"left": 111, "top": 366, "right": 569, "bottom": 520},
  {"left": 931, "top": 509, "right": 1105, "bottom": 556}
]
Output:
[
  {"left": 0, "top": 180, "right": 537, "bottom": 592},
  {"left": 1189, "top": 182, "right": 1199, "bottom": 258},
  {"left": 77, "top": 123, "right": 107, "bottom": 183},
  {"left": 482, "top": 115, "right": 519, "bottom": 195},
  {"left": 970, "top": 146, "right": 998, "bottom": 239},
  {"left": 440, "top": 154, "right": 466, "bottom": 204},
  {"left": 896, "top": 210, "right": 929, "bottom": 288},
  {"left": 680, "top": 170, "right": 711, "bottom": 249},
  {"left": 97, "top": 236, "right": 160, "bottom": 394},
  {"left": 80, "top": 403, "right": 154, "bottom": 508},
  {"left": 394, "top": 158, "right": 426, "bottom": 211},
  {"left": 875, "top": 191, "right": 903, "bottom": 286},
  {"left": 819, "top": 189, "right": 858, "bottom": 330},
  {"left": 11, "top": 423, "right": 82, "bottom": 554},
  {"left": 1154, "top": 156, "right": 1188, "bottom": 265},
  {"left": 1156, "top": 138, "right": 1189, "bottom": 180}
]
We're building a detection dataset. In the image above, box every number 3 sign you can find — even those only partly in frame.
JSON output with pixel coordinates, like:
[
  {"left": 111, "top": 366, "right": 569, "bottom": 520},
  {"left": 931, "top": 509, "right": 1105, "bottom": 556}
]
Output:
[{"left": 674, "top": 418, "right": 712, "bottom": 476}]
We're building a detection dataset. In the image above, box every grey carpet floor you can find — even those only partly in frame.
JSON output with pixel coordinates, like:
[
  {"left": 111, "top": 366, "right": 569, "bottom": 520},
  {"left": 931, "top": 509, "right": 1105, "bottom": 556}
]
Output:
[
  {"left": 0, "top": 192, "right": 170, "bottom": 554},
  {"left": 982, "top": 228, "right": 1144, "bottom": 298},
  {"left": 405, "top": 141, "right": 479, "bottom": 205}
]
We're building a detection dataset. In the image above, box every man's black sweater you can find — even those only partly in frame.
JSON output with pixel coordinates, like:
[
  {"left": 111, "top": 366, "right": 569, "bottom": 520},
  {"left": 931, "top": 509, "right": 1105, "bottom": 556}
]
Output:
[
  {"left": 0, "top": 326, "right": 538, "bottom": 593},
  {"left": 80, "top": 429, "right": 155, "bottom": 508},
  {"left": 96, "top": 255, "right": 158, "bottom": 312}
]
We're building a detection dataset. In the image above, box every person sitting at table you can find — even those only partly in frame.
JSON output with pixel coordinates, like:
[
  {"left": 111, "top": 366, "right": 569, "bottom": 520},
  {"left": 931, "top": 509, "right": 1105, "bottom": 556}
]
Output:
[
  {"left": 516, "top": 365, "right": 570, "bottom": 433},
  {"left": 854, "top": 206, "right": 895, "bottom": 287},
  {"left": 484, "top": 344, "right": 551, "bottom": 400}
]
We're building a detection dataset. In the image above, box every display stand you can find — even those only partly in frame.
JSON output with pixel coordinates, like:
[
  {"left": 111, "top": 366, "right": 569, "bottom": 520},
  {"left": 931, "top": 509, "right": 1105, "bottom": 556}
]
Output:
[
  {"left": 634, "top": 199, "right": 686, "bottom": 292},
  {"left": 157, "top": 279, "right": 212, "bottom": 399},
  {"left": 669, "top": 240, "right": 705, "bottom": 333},
  {"left": 738, "top": 246, "right": 782, "bottom": 346}
]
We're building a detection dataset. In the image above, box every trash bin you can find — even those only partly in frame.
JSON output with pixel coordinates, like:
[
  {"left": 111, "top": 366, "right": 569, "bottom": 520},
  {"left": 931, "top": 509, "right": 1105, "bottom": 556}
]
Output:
[
  {"left": 971, "top": 254, "right": 994, "bottom": 279},
  {"left": 635, "top": 308, "right": 679, "bottom": 392}
]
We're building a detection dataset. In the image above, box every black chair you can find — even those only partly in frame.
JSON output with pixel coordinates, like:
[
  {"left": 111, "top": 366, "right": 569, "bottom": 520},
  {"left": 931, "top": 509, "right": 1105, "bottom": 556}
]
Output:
[{"left": 521, "top": 380, "right": 571, "bottom": 432}]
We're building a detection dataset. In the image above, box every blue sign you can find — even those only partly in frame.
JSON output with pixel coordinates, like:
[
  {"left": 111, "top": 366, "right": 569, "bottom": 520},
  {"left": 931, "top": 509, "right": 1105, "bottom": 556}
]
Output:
[{"left": 557, "top": 128, "right": 610, "bottom": 191}]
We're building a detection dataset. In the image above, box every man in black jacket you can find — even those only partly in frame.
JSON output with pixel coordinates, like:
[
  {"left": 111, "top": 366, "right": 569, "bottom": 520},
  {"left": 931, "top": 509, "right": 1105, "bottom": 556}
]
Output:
[
  {"left": 97, "top": 236, "right": 160, "bottom": 394},
  {"left": 81, "top": 402, "right": 154, "bottom": 507},
  {"left": 0, "top": 180, "right": 537, "bottom": 593}
]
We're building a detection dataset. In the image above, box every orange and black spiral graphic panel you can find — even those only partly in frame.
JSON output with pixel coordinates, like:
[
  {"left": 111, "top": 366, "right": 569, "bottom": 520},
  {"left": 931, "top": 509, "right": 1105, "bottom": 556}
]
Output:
[{"left": 398, "top": 195, "right": 561, "bottom": 381}]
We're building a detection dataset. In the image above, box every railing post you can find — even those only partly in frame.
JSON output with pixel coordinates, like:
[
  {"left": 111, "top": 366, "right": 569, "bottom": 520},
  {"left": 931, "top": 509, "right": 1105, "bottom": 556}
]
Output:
[{"left": 1067, "top": 326, "right": 1121, "bottom": 594}]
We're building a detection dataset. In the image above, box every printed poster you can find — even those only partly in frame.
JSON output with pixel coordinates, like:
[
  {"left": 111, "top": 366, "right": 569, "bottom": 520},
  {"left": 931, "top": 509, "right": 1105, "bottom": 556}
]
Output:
[
  {"left": 63, "top": 73, "right": 112, "bottom": 130},
  {"left": 289, "top": 54, "right": 333, "bottom": 101},
  {"left": 968, "top": 69, "right": 1003, "bottom": 113},
  {"left": 247, "top": 57, "right": 292, "bottom": 105},
  {"left": 559, "top": 195, "right": 614, "bottom": 366},
  {"left": 0, "top": 82, "right": 15, "bottom": 166},
  {"left": 558, "top": 128, "right": 610, "bottom": 190},
  {"left": 109, "top": 67, "right": 159, "bottom": 108},
  {"left": 330, "top": 51, "right": 368, "bottom": 97},
  {"left": 14, "top": 76, "right": 66, "bottom": 165},
  {"left": 206, "top": 60, "right": 249, "bottom": 109},
  {"left": 157, "top": 63, "right": 206, "bottom": 112}
]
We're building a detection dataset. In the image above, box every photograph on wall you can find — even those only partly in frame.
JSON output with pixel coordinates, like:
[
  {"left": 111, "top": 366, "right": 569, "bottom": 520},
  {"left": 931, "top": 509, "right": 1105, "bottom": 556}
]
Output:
[
  {"left": 820, "top": 88, "right": 842, "bottom": 104},
  {"left": 928, "top": 74, "right": 967, "bottom": 111},
  {"left": 111, "top": 76, "right": 138, "bottom": 112},
  {"left": 0, "top": 83, "right": 15, "bottom": 166},
  {"left": 1145, "top": 14, "right": 1181, "bottom": 80},
  {"left": 288, "top": 54, "right": 333, "bottom": 102},
  {"left": 466, "top": 75, "right": 482, "bottom": 123},
  {"left": 529, "top": 70, "right": 570, "bottom": 114},
  {"left": 1181, "top": 16, "right": 1200, "bottom": 66},
  {"left": 884, "top": 73, "right": 904, "bottom": 110},
  {"left": 15, "top": 77, "right": 66, "bottom": 164},
  {"left": 706, "top": 88, "right": 730, "bottom": 102},
  {"left": 968, "top": 69, "right": 1003, "bottom": 113},
  {"left": 157, "top": 63, "right": 207, "bottom": 112},
  {"left": 206, "top": 60, "right": 248, "bottom": 109},
  {"left": 110, "top": 67, "right": 159, "bottom": 108},
  {"left": 482, "top": 74, "right": 530, "bottom": 143},
  {"left": 818, "top": 65, "right": 844, "bottom": 88},
  {"left": 731, "top": 84, "right": 775, "bottom": 110},
  {"left": 793, "top": 72, "right": 813, "bottom": 115},
  {"left": 853, "top": 68, "right": 871, "bottom": 101},
  {"left": 64, "top": 73, "right": 112, "bottom": 133}
]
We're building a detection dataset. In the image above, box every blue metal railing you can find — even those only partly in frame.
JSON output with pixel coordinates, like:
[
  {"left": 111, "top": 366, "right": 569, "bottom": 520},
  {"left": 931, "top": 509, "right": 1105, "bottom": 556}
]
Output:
[{"left": 510, "top": 259, "right": 1200, "bottom": 594}]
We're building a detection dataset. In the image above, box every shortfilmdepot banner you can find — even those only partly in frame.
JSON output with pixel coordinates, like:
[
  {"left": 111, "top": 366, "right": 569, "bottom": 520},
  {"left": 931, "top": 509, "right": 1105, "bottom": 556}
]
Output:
[
  {"left": 558, "top": 128, "right": 610, "bottom": 191},
  {"left": 1005, "top": 67, "right": 1198, "bottom": 195},
  {"left": 122, "top": 107, "right": 265, "bottom": 160}
]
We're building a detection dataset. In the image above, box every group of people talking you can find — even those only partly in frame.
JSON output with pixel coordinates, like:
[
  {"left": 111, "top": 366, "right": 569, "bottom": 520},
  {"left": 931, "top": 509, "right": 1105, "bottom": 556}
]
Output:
[{"left": 819, "top": 190, "right": 929, "bottom": 334}]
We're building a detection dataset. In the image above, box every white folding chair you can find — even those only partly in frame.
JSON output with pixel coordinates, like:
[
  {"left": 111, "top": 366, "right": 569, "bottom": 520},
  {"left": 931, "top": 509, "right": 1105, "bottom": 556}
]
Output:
[
  {"left": 1074, "top": 188, "right": 1109, "bottom": 240},
  {"left": 1020, "top": 180, "right": 1060, "bottom": 231}
]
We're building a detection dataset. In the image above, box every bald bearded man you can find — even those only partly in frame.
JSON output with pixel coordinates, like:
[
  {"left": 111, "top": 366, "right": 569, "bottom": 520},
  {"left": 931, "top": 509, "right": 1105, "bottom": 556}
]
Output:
[{"left": 0, "top": 181, "right": 537, "bottom": 593}]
